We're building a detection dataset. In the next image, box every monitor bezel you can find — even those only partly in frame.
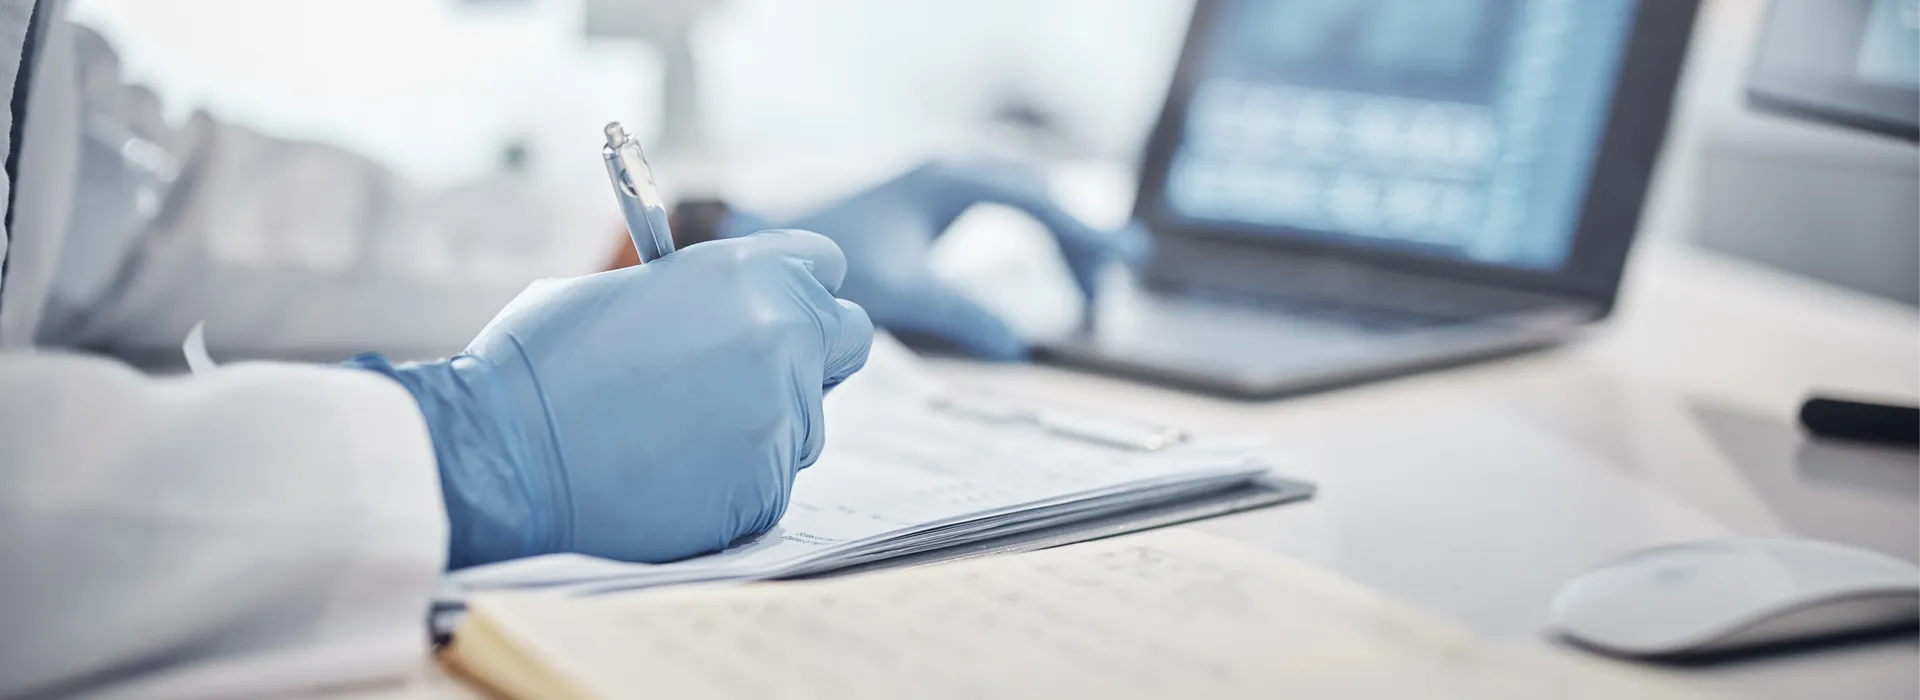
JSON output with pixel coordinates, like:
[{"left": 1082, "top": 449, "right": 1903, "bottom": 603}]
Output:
[{"left": 1131, "top": 0, "right": 1702, "bottom": 311}]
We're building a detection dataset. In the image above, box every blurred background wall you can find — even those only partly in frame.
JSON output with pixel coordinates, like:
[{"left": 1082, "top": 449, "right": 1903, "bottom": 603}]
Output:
[
  {"left": 69, "top": 0, "right": 1189, "bottom": 186},
  {"left": 70, "top": 0, "right": 1917, "bottom": 304}
]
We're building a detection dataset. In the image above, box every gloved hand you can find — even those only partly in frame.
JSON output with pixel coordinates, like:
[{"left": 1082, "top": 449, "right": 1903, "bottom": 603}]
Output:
[
  {"left": 348, "top": 230, "right": 873, "bottom": 569},
  {"left": 718, "top": 160, "right": 1150, "bottom": 360}
]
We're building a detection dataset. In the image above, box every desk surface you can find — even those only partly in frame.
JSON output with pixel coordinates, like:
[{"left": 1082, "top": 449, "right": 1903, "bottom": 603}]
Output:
[
  {"left": 395, "top": 240, "right": 1917, "bottom": 699},
  {"left": 928, "top": 241, "right": 1920, "bottom": 699}
]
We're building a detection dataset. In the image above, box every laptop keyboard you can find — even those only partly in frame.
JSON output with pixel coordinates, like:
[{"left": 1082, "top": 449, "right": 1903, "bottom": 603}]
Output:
[{"left": 1165, "top": 284, "right": 1477, "bottom": 334}]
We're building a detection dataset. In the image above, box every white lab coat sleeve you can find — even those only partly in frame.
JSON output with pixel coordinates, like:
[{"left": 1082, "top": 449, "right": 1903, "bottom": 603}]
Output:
[
  {"left": 36, "top": 24, "right": 604, "bottom": 363},
  {"left": 0, "top": 353, "right": 449, "bottom": 700}
]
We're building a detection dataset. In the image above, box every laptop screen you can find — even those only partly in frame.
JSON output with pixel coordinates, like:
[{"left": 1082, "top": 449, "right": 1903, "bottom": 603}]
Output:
[{"left": 1161, "top": 0, "right": 1640, "bottom": 272}]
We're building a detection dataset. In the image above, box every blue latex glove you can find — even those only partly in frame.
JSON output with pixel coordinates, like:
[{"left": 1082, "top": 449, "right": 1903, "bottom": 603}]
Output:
[
  {"left": 720, "top": 160, "right": 1150, "bottom": 361},
  {"left": 347, "top": 230, "right": 873, "bottom": 569}
]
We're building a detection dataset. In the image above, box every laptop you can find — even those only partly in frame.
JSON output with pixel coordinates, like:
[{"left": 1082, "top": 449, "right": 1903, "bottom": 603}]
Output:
[{"left": 1038, "top": 0, "right": 1701, "bottom": 399}]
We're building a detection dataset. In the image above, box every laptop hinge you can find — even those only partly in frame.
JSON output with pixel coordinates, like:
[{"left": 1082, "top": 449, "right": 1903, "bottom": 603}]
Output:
[{"left": 1145, "top": 235, "right": 1595, "bottom": 318}]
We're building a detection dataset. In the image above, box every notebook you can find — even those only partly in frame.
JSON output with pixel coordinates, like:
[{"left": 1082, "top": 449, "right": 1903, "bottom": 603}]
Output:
[{"left": 443, "top": 528, "right": 1711, "bottom": 700}]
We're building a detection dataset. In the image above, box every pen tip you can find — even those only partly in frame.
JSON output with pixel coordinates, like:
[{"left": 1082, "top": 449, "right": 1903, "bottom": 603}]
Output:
[{"left": 603, "top": 122, "right": 627, "bottom": 147}]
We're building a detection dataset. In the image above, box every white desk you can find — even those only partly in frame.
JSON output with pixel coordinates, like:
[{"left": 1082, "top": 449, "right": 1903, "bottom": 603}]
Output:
[
  {"left": 378, "top": 180, "right": 1915, "bottom": 698},
  {"left": 392, "top": 242, "right": 1916, "bottom": 700},
  {"left": 926, "top": 241, "right": 1920, "bottom": 700}
]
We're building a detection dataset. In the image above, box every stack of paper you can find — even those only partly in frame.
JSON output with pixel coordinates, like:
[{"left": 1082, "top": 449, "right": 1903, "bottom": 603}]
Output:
[{"left": 439, "top": 336, "right": 1290, "bottom": 613}]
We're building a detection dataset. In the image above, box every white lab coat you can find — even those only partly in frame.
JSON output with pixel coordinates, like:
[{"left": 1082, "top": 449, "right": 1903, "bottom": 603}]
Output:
[{"left": 0, "top": 1, "right": 579, "bottom": 697}]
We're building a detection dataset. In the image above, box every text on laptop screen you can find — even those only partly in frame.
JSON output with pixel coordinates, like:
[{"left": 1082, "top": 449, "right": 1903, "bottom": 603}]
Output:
[{"left": 1164, "top": 0, "right": 1638, "bottom": 271}]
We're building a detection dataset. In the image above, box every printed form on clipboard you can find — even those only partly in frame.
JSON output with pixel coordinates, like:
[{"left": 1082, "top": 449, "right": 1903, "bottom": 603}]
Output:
[{"left": 438, "top": 334, "right": 1314, "bottom": 621}]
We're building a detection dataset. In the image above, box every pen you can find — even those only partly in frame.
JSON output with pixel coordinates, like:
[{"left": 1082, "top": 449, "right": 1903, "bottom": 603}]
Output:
[
  {"left": 601, "top": 122, "right": 676, "bottom": 263},
  {"left": 1799, "top": 395, "right": 1920, "bottom": 448}
]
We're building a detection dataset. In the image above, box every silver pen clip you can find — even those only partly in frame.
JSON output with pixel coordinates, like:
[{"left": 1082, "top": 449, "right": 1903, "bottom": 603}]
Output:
[{"left": 928, "top": 395, "right": 1189, "bottom": 452}]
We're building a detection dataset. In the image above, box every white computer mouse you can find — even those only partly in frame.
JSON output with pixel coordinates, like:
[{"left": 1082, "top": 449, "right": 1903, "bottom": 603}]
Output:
[{"left": 1549, "top": 537, "right": 1920, "bottom": 658}]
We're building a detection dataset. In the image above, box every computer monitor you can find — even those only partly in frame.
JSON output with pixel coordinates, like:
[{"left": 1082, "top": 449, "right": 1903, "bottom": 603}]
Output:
[{"left": 1748, "top": 0, "right": 1920, "bottom": 142}]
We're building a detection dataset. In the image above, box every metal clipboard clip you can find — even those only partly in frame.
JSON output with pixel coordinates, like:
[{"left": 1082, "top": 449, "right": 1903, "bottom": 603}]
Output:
[{"left": 928, "top": 394, "right": 1189, "bottom": 452}]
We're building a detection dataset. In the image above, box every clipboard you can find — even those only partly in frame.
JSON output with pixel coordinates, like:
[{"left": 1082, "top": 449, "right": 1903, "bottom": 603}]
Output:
[
  {"left": 434, "top": 474, "right": 1314, "bottom": 639},
  {"left": 789, "top": 474, "right": 1316, "bottom": 579}
]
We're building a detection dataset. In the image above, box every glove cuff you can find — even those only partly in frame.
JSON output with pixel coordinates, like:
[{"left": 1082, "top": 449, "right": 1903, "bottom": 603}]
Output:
[{"left": 344, "top": 352, "right": 552, "bottom": 569}]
